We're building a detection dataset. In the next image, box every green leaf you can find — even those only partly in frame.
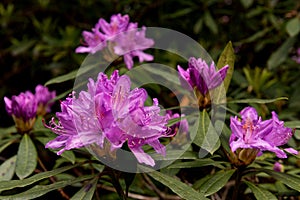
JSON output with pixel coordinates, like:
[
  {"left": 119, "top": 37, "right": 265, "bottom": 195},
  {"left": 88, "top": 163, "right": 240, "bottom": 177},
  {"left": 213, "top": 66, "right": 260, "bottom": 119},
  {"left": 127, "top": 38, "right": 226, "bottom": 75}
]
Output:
[
  {"left": 0, "top": 155, "right": 17, "bottom": 181},
  {"left": 286, "top": 17, "right": 300, "bottom": 37},
  {"left": 0, "top": 175, "right": 94, "bottom": 200},
  {"left": 284, "top": 121, "right": 300, "bottom": 129},
  {"left": 0, "top": 126, "right": 17, "bottom": 135},
  {"left": 204, "top": 11, "right": 218, "bottom": 34},
  {"left": 16, "top": 134, "right": 37, "bottom": 179},
  {"left": 167, "top": 159, "right": 225, "bottom": 169},
  {"left": 228, "top": 97, "right": 288, "bottom": 104},
  {"left": 217, "top": 41, "right": 235, "bottom": 91},
  {"left": 240, "top": 0, "right": 253, "bottom": 8},
  {"left": 0, "top": 139, "right": 16, "bottom": 154},
  {"left": 261, "top": 169, "right": 300, "bottom": 192},
  {"left": 163, "top": 8, "right": 194, "bottom": 19},
  {"left": 212, "top": 41, "right": 235, "bottom": 104},
  {"left": 60, "top": 151, "right": 76, "bottom": 164},
  {"left": 70, "top": 177, "right": 98, "bottom": 200},
  {"left": 237, "top": 28, "right": 271, "bottom": 44},
  {"left": 147, "top": 170, "right": 208, "bottom": 200},
  {"left": 44, "top": 69, "right": 77, "bottom": 86},
  {"left": 194, "top": 169, "right": 236, "bottom": 196},
  {"left": 44, "top": 62, "right": 103, "bottom": 86},
  {"left": 151, "top": 150, "right": 198, "bottom": 161},
  {"left": 267, "top": 37, "right": 296, "bottom": 70},
  {"left": 0, "top": 164, "right": 81, "bottom": 192},
  {"left": 194, "top": 18, "right": 203, "bottom": 34},
  {"left": 244, "top": 181, "right": 277, "bottom": 200},
  {"left": 193, "top": 110, "right": 220, "bottom": 155},
  {"left": 10, "top": 39, "right": 36, "bottom": 56},
  {"left": 217, "top": 120, "right": 231, "bottom": 153}
]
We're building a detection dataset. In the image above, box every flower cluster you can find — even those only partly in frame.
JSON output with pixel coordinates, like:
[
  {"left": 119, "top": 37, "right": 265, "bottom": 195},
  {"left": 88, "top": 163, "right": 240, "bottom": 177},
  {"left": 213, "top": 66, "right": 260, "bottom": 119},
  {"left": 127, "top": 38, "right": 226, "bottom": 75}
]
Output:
[
  {"left": 44, "top": 70, "right": 173, "bottom": 166},
  {"left": 4, "top": 85, "right": 56, "bottom": 133},
  {"left": 178, "top": 57, "right": 229, "bottom": 108},
  {"left": 178, "top": 57, "right": 229, "bottom": 96},
  {"left": 76, "top": 13, "right": 154, "bottom": 69},
  {"left": 230, "top": 107, "right": 298, "bottom": 160}
]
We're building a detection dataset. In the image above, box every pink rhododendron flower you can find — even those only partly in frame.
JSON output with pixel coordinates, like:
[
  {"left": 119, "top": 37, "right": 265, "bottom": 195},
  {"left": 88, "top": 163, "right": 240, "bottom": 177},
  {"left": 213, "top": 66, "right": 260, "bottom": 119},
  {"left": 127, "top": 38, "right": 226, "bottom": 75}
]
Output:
[
  {"left": 75, "top": 14, "right": 154, "bottom": 69},
  {"left": 230, "top": 107, "right": 298, "bottom": 158},
  {"left": 45, "top": 70, "right": 172, "bottom": 166}
]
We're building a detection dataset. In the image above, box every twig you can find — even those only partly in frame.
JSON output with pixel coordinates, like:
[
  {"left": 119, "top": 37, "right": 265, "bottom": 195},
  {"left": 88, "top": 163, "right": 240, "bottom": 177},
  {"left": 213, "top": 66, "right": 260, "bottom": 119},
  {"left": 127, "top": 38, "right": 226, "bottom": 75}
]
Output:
[
  {"left": 222, "top": 180, "right": 235, "bottom": 200},
  {"left": 38, "top": 158, "right": 70, "bottom": 200}
]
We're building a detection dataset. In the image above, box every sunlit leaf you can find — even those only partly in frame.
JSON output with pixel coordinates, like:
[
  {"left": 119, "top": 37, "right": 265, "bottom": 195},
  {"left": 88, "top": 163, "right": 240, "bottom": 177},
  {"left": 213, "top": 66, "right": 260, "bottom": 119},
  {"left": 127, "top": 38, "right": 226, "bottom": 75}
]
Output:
[
  {"left": 212, "top": 41, "right": 235, "bottom": 104},
  {"left": 16, "top": 134, "right": 37, "bottom": 179}
]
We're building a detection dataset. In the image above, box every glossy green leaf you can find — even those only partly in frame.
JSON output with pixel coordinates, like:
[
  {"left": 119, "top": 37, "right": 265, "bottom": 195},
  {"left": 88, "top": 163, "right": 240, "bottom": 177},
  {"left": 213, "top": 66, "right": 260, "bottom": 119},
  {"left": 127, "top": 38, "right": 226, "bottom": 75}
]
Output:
[
  {"left": 193, "top": 110, "right": 220, "bottom": 155},
  {"left": 286, "top": 17, "right": 300, "bottom": 37},
  {"left": 267, "top": 37, "right": 296, "bottom": 70},
  {"left": 0, "top": 175, "right": 94, "bottom": 200},
  {"left": 0, "top": 155, "right": 17, "bottom": 181},
  {"left": 16, "top": 134, "right": 37, "bottom": 179},
  {"left": 70, "top": 177, "right": 98, "bottom": 200},
  {"left": 261, "top": 169, "right": 300, "bottom": 192},
  {"left": 244, "top": 181, "right": 277, "bottom": 200},
  {"left": 147, "top": 170, "right": 208, "bottom": 200},
  {"left": 195, "top": 169, "right": 236, "bottom": 196},
  {"left": 228, "top": 97, "right": 288, "bottom": 104},
  {"left": 0, "top": 163, "right": 81, "bottom": 192}
]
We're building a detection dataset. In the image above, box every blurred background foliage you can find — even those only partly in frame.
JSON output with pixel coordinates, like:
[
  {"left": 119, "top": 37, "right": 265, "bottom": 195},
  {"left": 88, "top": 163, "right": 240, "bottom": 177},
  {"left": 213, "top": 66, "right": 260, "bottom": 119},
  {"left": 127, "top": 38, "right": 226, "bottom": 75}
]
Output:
[{"left": 1, "top": 0, "right": 300, "bottom": 124}]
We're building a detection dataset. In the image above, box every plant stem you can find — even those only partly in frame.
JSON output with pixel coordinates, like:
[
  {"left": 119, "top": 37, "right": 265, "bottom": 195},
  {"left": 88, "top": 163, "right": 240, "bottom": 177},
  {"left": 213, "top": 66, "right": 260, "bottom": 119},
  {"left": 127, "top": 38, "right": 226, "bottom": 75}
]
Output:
[
  {"left": 109, "top": 168, "right": 126, "bottom": 200},
  {"left": 232, "top": 167, "right": 243, "bottom": 200}
]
